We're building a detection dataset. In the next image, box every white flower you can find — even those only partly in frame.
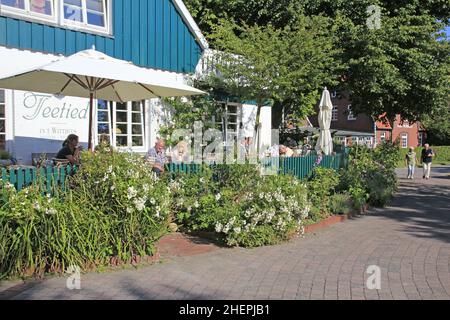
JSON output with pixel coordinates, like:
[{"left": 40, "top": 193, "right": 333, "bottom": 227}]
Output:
[
  {"left": 150, "top": 198, "right": 156, "bottom": 205},
  {"left": 110, "top": 185, "right": 116, "bottom": 191},
  {"left": 215, "top": 193, "right": 221, "bottom": 201},
  {"left": 194, "top": 201, "right": 200, "bottom": 208},
  {"left": 143, "top": 184, "right": 150, "bottom": 193},
  {"left": 134, "top": 198, "right": 146, "bottom": 212},
  {"left": 45, "top": 208, "right": 57, "bottom": 215},
  {"left": 126, "top": 207, "right": 134, "bottom": 214},
  {"left": 215, "top": 223, "right": 223, "bottom": 233},
  {"left": 108, "top": 165, "right": 113, "bottom": 174},
  {"left": 199, "top": 178, "right": 205, "bottom": 184},
  {"left": 5, "top": 182, "right": 14, "bottom": 190},
  {"left": 155, "top": 210, "right": 161, "bottom": 218},
  {"left": 127, "top": 187, "right": 138, "bottom": 199},
  {"left": 233, "top": 227, "right": 242, "bottom": 234},
  {"left": 33, "top": 202, "right": 41, "bottom": 211}
]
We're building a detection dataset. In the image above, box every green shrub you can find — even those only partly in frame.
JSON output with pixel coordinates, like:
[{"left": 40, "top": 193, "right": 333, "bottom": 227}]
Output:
[
  {"left": 340, "top": 143, "right": 399, "bottom": 208},
  {"left": 329, "top": 193, "right": 353, "bottom": 215},
  {"left": 307, "top": 167, "right": 340, "bottom": 217}
]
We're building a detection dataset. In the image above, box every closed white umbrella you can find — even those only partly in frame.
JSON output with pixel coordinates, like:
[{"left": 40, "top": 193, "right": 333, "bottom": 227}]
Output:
[
  {"left": 0, "top": 47, "right": 206, "bottom": 150},
  {"left": 315, "top": 87, "right": 334, "bottom": 156}
]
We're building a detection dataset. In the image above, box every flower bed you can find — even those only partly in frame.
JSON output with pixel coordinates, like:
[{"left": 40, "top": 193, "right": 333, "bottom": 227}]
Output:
[
  {"left": 167, "top": 165, "right": 311, "bottom": 248},
  {"left": 0, "top": 150, "right": 171, "bottom": 280},
  {"left": 0, "top": 144, "right": 400, "bottom": 280}
]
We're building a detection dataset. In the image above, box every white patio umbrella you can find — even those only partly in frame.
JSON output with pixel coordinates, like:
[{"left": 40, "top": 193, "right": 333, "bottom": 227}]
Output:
[
  {"left": 315, "top": 87, "right": 334, "bottom": 156},
  {"left": 0, "top": 47, "right": 206, "bottom": 150}
]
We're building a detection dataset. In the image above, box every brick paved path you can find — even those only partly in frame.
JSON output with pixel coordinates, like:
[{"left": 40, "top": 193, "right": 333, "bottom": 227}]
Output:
[{"left": 1, "top": 166, "right": 449, "bottom": 300}]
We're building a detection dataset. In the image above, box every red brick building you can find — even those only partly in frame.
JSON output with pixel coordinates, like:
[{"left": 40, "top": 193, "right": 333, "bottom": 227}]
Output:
[
  {"left": 376, "top": 115, "right": 427, "bottom": 149},
  {"left": 308, "top": 91, "right": 426, "bottom": 149}
]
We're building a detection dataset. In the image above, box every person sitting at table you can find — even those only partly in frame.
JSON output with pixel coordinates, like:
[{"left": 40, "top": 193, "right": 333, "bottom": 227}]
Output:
[
  {"left": 56, "top": 134, "right": 82, "bottom": 165},
  {"left": 146, "top": 139, "right": 168, "bottom": 176}
]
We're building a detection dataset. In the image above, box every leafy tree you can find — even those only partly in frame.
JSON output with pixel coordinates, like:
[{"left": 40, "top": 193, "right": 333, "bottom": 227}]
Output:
[
  {"left": 186, "top": 0, "right": 450, "bottom": 127},
  {"left": 421, "top": 104, "right": 450, "bottom": 145},
  {"left": 204, "top": 16, "right": 343, "bottom": 129}
]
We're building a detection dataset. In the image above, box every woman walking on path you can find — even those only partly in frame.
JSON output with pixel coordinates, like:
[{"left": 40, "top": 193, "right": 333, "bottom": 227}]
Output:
[{"left": 405, "top": 147, "right": 418, "bottom": 179}]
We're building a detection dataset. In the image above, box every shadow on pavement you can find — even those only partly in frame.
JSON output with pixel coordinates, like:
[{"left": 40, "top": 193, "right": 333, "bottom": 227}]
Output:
[{"left": 371, "top": 166, "right": 450, "bottom": 244}]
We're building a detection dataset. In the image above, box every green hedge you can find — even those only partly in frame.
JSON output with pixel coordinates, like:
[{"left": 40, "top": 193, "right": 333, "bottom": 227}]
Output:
[{"left": 399, "top": 146, "right": 450, "bottom": 167}]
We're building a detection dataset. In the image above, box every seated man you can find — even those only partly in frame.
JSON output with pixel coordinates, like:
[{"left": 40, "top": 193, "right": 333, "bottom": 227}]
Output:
[
  {"left": 146, "top": 139, "right": 168, "bottom": 176},
  {"left": 56, "top": 134, "right": 82, "bottom": 165}
]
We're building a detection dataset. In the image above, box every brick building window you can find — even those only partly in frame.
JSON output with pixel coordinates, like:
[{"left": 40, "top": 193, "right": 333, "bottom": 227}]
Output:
[
  {"left": 401, "top": 133, "right": 408, "bottom": 149},
  {"left": 347, "top": 105, "right": 357, "bottom": 121},
  {"left": 380, "top": 132, "right": 386, "bottom": 143},
  {"left": 332, "top": 106, "right": 338, "bottom": 121}
]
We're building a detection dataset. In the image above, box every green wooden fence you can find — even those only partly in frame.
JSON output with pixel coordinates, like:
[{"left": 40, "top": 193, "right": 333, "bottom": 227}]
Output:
[
  {"left": 167, "top": 153, "right": 347, "bottom": 180},
  {"left": 0, "top": 166, "right": 78, "bottom": 193}
]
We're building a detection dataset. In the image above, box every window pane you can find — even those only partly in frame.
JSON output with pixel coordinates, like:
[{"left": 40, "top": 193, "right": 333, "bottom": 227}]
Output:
[
  {"left": 98, "top": 123, "right": 109, "bottom": 134},
  {"left": 64, "top": 0, "right": 83, "bottom": 22},
  {"left": 116, "top": 111, "right": 127, "bottom": 123},
  {"left": 132, "top": 101, "right": 142, "bottom": 112},
  {"left": 116, "top": 136, "right": 127, "bottom": 147},
  {"left": 132, "top": 136, "right": 143, "bottom": 147},
  {"left": 30, "top": 0, "right": 53, "bottom": 16},
  {"left": 97, "top": 99, "right": 108, "bottom": 110},
  {"left": 98, "top": 110, "right": 109, "bottom": 122},
  {"left": 86, "top": 0, "right": 103, "bottom": 11},
  {"left": 132, "top": 113, "right": 142, "bottom": 124},
  {"left": 116, "top": 124, "right": 127, "bottom": 135},
  {"left": 0, "top": 0, "right": 25, "bottom": 9},
  {"left": 132, "top": 125, "right": 142, "bottom": 135},
  {"left": 0, "top": 120, "right": 5, "bottom": 133},
  {"left": 87, "top": 12, "right": 105, "bottom": 27},
  {"left": 0, "top": 90, "right": 4, "bottom": 103},
  {"left": 0, "top": 105, "right": 5, "bottom": 118},
  {"left": 116, "top": 102, "right": 127, "bottom": 111}
]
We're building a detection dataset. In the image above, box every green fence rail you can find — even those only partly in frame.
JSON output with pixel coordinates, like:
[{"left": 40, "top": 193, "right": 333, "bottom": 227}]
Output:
[
  {"left": 1, "top": 154, "right": 347, "bottom": 192},
  {"left": 0, "top": 165, "right": 78, "bottom": 193}
]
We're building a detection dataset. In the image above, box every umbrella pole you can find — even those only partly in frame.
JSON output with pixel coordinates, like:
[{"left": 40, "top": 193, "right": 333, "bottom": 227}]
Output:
[{"left": 88, "top": 92, "right": 94, "bottom": 152}]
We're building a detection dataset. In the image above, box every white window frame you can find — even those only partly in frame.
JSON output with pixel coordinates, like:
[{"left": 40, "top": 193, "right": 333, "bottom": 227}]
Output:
[
  {"left": 347, "top": 105, "right": 357, "bottom": 121},
  {"left": 332, "top": 105, "right": 338, "bottom": 121},
  {"left": 0, "top": 89, "right": 6, "bottom": 151},
  {"left": 380, "top": 132, "right": 386, "bottom": 143},
  {"left": 95, "top": 99, "right": 112, "bottom": 146},
  {"left": 111, "top": 101, "right": 146, "bottom": 153},
  {"left": 0, "top": 0, "right": 58, "bottom": 24},
  {"left": 61, "top": 0, "right": 111, "bottom": 35},
  {"left": 0, "top": 0, "right": 112, "bottom": 35},
  {"left": 401, "top": 133, "right": 408, "bottom": 149}
]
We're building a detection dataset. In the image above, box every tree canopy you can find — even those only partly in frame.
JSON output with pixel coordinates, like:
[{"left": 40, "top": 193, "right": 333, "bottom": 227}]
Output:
[{"left": 186, "top": 0, "right": 450, "bottom": 126}]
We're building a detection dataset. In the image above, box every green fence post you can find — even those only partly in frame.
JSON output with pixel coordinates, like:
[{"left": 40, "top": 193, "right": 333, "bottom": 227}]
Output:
[{"left": 9, "top": 169, "right": 17, "bottom": 191}]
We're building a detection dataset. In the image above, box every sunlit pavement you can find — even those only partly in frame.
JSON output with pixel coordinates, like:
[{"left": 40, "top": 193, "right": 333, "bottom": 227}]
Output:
[{"left": 1, "top": 166, "right": 449, "bottom": 300}]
